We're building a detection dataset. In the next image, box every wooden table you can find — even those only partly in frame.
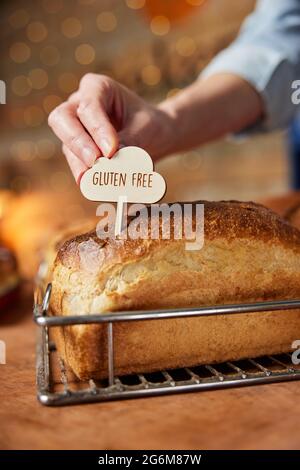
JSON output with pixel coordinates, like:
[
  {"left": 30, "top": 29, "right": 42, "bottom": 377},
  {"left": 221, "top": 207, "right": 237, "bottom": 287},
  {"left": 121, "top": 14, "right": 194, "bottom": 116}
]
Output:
[{"left": 1, "top": 285, "right": 299, "bottom": 450}]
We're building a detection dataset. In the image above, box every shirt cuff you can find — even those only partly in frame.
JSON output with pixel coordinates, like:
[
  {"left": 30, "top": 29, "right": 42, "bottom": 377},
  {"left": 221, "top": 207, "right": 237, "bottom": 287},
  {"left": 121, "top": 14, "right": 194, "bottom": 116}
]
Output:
[{"left": 201, "top": 44, "right": 298, "bottom": 133}]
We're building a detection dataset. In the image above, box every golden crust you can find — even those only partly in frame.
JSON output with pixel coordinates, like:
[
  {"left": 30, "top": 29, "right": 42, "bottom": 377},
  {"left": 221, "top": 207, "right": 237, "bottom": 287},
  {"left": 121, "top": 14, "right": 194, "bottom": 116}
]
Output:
[
  {"left": 41, "top": 217, "right": 97, "bottom": 286},
  {"left": 57, "top": 200, "right": 300, "bottom": 272},
  {"left": 51, "top": 310, "right": 300, "bottom": 380},
  {"left": 50, "top": 200, "right": 300, "bottom": 380}
]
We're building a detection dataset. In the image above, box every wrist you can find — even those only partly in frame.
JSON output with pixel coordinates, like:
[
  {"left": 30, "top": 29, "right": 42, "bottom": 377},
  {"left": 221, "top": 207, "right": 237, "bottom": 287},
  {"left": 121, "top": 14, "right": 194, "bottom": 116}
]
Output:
[
  {"left": 157, "top": 88, "right": 197, "bottom": 156},
  {"left": 154, "top": 101, "right": 178, "bottom": 158}
]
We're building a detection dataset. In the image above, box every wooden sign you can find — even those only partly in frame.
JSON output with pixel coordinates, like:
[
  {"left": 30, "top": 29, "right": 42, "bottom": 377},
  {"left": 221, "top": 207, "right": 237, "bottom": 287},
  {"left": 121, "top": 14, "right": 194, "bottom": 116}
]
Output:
[{"left": 80, "top": 146, "right": 166, "bottom": 235}]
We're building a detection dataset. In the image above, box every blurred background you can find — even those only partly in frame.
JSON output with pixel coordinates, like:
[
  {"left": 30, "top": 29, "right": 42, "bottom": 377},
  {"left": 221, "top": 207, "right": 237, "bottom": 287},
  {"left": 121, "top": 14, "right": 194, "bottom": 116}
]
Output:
[{"left": 0, "top": 0, "right": 290, "bottom": 202}]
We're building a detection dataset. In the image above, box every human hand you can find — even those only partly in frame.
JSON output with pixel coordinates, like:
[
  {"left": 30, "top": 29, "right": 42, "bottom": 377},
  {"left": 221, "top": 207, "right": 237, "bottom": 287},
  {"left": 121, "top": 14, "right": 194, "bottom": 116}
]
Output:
[{"left": 48, "top": 73, "right": 174, "bottom": 182}]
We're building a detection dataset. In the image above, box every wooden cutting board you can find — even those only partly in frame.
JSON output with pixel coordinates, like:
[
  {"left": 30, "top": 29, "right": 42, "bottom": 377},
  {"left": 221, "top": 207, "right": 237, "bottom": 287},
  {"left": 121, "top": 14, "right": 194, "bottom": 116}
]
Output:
[{"left": 0, "top": 285, "right": 300, "bottom": 450}]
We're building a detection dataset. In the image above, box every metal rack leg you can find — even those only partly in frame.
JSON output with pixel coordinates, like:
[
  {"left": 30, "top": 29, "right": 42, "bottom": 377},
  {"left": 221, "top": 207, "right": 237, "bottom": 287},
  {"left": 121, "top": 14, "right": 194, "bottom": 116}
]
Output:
[{"left": 107, "top": 322, "right": 114, "bottom": 386}]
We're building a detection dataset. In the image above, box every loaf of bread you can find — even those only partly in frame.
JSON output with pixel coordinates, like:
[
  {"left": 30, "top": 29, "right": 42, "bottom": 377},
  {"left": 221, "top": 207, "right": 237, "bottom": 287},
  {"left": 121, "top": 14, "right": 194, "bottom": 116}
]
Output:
[
  {"left": 50, "top": 201, "right": 300, "bottom": 380},
  {"left": 41, "top": 217, "right": 98, "bottom": 287}
]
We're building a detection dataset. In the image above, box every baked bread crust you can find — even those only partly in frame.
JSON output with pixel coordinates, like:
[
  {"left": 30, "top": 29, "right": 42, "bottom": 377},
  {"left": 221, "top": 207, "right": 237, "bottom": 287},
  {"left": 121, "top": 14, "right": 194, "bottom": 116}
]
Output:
[
  {"left": 50, "top": 201, "right": 300, "bottom": 380},
  {"left": 41, "top": 217, "right": 97, "bottom": 288}
]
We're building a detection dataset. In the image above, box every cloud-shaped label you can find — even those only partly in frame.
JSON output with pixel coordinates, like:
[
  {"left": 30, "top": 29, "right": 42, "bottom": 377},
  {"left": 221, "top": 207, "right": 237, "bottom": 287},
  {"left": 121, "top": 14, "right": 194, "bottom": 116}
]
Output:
[{"left": 80, "top": 146, "right": 166, "bottom": 203}]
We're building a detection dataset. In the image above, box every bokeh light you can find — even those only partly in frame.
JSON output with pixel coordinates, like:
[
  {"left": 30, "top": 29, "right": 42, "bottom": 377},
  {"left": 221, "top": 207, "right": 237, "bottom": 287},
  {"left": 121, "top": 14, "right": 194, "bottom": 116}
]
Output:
[
  {"left": 75, "top": 44, "right": 95, "bottom": 64},
  {"left": 126, "top": 0, "right": 145, "bottom": 9},
  {"left": 28, "top": 68, "right": 49, "bottom": 90},
  {"left": 58, "top": 72, "right": 79, "bottom": 93},
  {"left": 96, "top": 12, "right": 117, "bottom": 32},
  {"left": 143, "top": 1, "right": 202, "bottom": 23},
  {"left": 8, "top": 9, "right": 30, "bottom": 29},
  {"left": 11, "top": 141, "right": 37, "bottom": 162},
  {"left": 61, "top": 17, "right": 82, "bottom": 38},
  {"left": 9, "top": 42, "right": 31, "bottom": 63},
  {"left": 150, "top": 15, "right": 170, "bottom": 36},
  {"left": 26, "top": 21, "right": 48, "bottom": 43},
  {"left": 40, "top": 45, "right": 60, "bottom": 66},
  {"left": 175, "top": 36, "right": 196, "bottom": 57},
  {"left": 141, "top": 64, "right": 161, "bottom": 86},
  {"left": 43, "top": 94, "right": 62, "bottom": 114},
  {"left": 36, "top": 139, "right": 57, "bottom": 159},
  {"left": 24, "top": 106, "right": 45, "bottom": 127},
  {"left": 11, "top": 75, "right": 32, "bottom": 96},
  {"left": 180, "top": 150, "right": 204, "bottom": 170}
]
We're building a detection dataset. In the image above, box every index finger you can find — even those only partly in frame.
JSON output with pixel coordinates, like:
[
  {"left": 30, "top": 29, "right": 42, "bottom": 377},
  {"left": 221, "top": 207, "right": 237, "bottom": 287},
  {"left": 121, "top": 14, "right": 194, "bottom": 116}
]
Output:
[{"left": 77, "top": 74, "right": 119, "bottom": 158}]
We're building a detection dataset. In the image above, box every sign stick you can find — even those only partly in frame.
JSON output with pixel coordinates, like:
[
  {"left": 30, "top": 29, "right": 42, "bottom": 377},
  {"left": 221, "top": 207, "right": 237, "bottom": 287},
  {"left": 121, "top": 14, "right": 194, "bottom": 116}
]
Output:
[{"left": 115, "top": 195, "right": 127, "bottom": 237}]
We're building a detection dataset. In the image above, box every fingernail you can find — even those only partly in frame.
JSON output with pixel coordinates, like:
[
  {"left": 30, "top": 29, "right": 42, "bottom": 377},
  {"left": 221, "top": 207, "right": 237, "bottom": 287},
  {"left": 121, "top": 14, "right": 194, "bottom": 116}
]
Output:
[
  {"left": 101, "top": 138, "right": 113, "bottom": 158},
  {"left": 82, "top": 147, "right": 97, "bottom": 167}
]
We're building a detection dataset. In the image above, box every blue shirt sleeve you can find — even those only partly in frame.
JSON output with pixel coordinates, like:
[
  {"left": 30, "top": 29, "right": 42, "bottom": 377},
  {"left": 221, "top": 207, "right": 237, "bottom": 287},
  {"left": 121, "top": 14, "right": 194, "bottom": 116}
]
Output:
[{"left": 201, "top": 0, "right": 300, "bottom": 132}]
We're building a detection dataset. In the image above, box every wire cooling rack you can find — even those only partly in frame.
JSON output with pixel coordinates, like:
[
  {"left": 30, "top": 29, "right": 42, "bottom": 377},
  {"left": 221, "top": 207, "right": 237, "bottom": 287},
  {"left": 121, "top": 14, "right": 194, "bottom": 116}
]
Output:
[{"left": 34, "top": 283, "right": 300, "bottom": 406}]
